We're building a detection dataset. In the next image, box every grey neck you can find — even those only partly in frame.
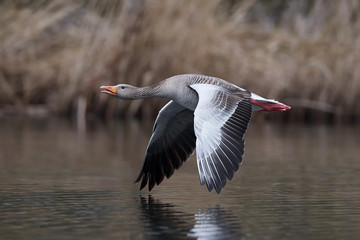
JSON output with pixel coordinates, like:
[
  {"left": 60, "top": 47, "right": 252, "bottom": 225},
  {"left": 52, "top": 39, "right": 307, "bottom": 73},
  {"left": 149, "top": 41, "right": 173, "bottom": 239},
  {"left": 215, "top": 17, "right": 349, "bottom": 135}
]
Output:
[{"left": 136, "top": 84, "right": 163, "bottom": 99}]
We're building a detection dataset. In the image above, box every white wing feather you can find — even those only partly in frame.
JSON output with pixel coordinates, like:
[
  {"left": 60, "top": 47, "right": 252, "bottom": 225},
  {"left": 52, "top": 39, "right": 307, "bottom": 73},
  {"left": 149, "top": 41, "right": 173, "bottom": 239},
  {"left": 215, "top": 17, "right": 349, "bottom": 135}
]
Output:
[{"left": 190, "top": 84, "right": 252, "bottom": 193}]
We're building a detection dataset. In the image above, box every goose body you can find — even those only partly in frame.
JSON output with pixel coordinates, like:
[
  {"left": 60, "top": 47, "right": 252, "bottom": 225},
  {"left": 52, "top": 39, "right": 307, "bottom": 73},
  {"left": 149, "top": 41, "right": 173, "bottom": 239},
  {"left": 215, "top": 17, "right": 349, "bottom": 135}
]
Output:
[{"left": 100, "top": 74, "right": 290, "bottom": 193}]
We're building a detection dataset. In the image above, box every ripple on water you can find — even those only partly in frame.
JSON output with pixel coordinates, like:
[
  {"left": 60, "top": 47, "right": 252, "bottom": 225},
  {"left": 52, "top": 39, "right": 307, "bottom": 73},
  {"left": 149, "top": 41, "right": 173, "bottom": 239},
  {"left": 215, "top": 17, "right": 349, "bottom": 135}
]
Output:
[{"left": 1, "top": 120, "right": 360, "bottom": 239}]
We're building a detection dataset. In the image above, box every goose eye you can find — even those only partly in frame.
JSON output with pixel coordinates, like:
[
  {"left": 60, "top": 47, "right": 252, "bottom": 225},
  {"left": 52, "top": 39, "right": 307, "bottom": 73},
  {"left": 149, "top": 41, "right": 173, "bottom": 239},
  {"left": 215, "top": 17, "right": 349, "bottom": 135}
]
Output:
[{"left": 121, "top": 86, "right": 125, "bottom": 89}]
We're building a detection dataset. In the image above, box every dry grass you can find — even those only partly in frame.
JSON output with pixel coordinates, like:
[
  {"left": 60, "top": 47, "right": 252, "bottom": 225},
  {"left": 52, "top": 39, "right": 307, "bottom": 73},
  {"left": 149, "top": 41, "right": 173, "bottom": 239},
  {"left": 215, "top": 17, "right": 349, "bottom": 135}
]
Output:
[{"left": 0, "top": 0, "right": 359, "bottom": 122}]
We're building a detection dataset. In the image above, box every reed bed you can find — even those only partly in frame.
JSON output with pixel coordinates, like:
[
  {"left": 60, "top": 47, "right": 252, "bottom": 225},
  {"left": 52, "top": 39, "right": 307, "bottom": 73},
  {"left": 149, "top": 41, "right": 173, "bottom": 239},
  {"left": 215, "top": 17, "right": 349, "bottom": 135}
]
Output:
[{"left": 0, "top": 0, "right": 359, "bottom": 122}]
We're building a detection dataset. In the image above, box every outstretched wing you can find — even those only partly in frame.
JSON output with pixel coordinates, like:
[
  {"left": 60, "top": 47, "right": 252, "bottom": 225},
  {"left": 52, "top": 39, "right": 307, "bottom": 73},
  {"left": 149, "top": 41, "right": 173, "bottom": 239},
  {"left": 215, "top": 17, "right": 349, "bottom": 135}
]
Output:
[
  {"left": 190, "top": 84, "right": 252, "bottom": 194},
  {"left": 134, "top": 101, "right": 196, "bottom": 191}
]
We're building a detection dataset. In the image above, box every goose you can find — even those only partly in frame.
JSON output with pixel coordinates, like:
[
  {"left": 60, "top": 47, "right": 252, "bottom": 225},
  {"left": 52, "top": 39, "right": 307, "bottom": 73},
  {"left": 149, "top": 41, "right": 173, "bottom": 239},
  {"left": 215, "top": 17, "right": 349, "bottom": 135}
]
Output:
[{"left": 100, "top": 74, "right": 290, "bottom": 193}]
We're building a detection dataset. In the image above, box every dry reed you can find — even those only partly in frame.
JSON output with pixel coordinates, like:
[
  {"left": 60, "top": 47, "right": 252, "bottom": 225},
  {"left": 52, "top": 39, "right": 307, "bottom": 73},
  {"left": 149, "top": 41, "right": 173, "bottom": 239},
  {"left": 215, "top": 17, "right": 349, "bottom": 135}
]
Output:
[{"left": 0, "top": 0, "right": 359, "bottom": 122}]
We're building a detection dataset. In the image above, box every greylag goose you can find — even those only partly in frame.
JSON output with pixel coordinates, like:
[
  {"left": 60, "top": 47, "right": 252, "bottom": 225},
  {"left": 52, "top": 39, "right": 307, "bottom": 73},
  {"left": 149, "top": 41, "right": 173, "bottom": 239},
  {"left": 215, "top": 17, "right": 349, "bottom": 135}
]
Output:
[{"left": 100, "top": 74, "right": 290, "bottom": 193}]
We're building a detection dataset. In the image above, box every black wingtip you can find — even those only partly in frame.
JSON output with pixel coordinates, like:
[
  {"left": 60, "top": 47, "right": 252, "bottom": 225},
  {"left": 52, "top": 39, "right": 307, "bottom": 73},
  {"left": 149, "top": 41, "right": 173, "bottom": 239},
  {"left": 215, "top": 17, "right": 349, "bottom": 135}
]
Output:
[
  {"left": 140, "top": 173, "right": 148, "bottom": 190},
  {"left": 134, "top": 177, "right": 141, "bottom": 184},
  {"left": 204, "top": 184, "right": 222, "bottom": 194},
  {"left": 148, "top": 176, "right": 155, "bottom": 192},
  {"left": 134, "top": 178, "right": 146, "bottom": 192},
  {"left": 134, "top": 171, "right": 143, "bottom": 184},
  {"left": 210, "top": 184, "right": 223, "bottom": 194}
]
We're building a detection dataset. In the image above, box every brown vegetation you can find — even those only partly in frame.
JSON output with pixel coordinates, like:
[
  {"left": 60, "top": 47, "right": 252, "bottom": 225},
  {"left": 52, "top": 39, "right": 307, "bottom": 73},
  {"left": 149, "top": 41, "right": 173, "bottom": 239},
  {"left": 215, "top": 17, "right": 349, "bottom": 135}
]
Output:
[{"left": 0, "top": 0, "right": 359, "bottom": 122}]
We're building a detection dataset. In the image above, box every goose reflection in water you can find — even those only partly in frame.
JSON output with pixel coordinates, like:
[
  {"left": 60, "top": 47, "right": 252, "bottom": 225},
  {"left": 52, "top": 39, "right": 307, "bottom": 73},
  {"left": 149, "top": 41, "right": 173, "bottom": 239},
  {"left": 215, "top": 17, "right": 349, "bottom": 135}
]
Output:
[
  {"left": 187, "top": 208, "right": 242, "bottom": 239},
  {"left": 139, "top": 195, "right": 242, "bottom": 240}
]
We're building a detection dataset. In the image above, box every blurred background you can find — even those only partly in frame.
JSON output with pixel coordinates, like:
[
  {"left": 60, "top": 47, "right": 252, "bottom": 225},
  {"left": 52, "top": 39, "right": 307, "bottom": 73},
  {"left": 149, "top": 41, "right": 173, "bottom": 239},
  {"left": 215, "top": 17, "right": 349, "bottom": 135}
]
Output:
[
  {"left": 1, "top": 1, "right": 360, "bottom": 239},
  {"left": 1, "top": 0, "right": 359, "bottom": 123}
]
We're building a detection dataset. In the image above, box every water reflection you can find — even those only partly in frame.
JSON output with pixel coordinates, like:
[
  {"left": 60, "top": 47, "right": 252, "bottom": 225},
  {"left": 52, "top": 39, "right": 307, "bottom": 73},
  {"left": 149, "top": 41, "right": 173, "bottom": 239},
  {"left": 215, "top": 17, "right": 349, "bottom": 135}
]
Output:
[
  {"left": 188, "top": 207, "right": 242, "bottom": 240},
  {"left": 1, "top": 118, "right": 360, "bottom": 239},
  {"left": 139, "top": 195, "right": 192, "bottom": 239},
  {"left": 139, "top": 195, "right": 242, "bottom": 240}
]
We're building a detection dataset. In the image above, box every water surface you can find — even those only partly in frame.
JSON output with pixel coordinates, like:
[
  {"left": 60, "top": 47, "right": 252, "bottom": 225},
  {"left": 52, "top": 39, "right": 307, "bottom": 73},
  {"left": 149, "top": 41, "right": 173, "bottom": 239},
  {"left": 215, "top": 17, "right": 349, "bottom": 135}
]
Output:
[{"left": 0, "top": 118, "right": 359, "bottom": 239}]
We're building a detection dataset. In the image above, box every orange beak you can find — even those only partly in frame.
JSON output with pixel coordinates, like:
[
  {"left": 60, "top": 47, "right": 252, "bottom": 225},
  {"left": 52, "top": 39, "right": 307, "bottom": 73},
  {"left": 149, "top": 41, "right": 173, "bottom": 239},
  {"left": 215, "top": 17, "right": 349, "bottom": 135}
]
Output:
[{"left": 100, "top": 85, "right": 117, "bottom": 96}]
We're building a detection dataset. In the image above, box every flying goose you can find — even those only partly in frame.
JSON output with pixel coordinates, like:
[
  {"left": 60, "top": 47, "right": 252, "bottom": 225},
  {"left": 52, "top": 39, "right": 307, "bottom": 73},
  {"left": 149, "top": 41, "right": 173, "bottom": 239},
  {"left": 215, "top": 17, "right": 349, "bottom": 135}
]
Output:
[{"left": 100, "top": 74, "right": 290, "bottom": 193}]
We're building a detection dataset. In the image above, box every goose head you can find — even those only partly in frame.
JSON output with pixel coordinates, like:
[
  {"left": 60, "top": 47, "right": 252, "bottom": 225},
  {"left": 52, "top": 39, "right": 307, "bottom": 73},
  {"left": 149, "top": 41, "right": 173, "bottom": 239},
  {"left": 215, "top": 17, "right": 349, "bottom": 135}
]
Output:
[{"left": 100, "top": 84, "right": 139, "bottom": 99}]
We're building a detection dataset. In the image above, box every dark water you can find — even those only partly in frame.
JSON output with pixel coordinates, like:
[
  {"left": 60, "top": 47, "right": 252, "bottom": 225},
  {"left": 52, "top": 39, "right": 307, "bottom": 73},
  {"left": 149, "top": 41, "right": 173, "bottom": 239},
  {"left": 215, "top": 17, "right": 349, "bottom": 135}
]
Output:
[{"left": 0, "top": 118, "right": 359, "bottom": 240}]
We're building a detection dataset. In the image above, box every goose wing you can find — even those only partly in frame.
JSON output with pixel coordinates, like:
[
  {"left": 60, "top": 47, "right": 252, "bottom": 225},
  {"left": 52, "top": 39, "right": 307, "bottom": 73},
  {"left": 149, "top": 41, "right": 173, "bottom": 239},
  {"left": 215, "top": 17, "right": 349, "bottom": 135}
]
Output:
[
  {"left": 190, "top": 84, "right": 252, "bottom": 194},
  {"left": 135, "top": 101, "right": 196, "bottom": 191}
]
